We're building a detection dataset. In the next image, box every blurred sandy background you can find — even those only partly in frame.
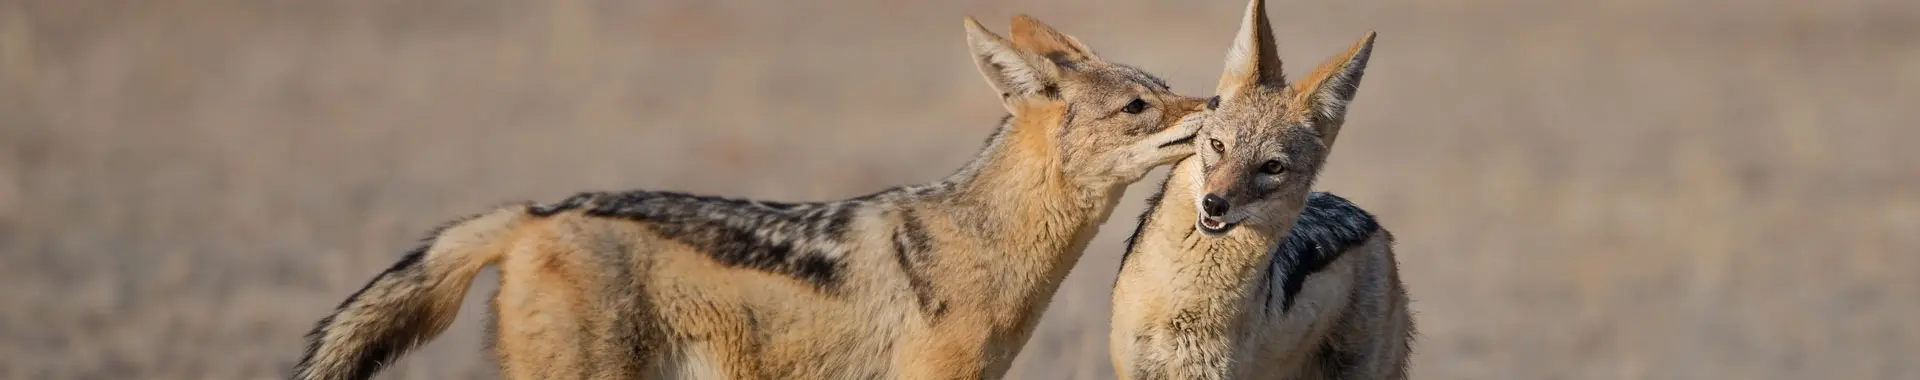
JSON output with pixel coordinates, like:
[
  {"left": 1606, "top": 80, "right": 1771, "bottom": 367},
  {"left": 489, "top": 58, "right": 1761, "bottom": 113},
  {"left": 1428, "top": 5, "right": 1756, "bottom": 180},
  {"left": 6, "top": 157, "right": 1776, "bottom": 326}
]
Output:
[{"left": 3, "top": 0, "right": 1917, "bottom": 378}]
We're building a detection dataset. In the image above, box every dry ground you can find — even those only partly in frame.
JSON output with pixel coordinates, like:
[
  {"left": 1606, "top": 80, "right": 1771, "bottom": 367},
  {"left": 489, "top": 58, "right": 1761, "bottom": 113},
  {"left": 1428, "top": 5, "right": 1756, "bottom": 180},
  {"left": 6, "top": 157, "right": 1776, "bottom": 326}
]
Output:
[{"left": 2, "top": 0, "right": 1917, "bottom": 378}]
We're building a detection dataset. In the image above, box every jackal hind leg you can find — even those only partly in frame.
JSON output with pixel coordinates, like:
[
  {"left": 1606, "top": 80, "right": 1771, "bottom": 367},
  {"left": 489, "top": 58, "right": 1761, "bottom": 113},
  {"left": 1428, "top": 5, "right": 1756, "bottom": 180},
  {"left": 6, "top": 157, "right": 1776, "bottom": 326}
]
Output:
[{"left": 490, "top": 244, "right": 662, "bottom": 379}]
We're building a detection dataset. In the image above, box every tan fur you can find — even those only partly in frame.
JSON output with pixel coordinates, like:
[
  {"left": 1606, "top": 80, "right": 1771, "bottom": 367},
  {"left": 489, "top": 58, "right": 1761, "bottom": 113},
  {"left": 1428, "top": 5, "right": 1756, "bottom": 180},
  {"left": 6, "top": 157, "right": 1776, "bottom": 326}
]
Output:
[
  {"left": 294, "top": 15, "right": 1206, "bottom": 380},
  {"left": 1111, "top": 163, "right": 1410, "bottom": 380},
  {"left": 1110, "top": 1, "right": 1410, "bottom": 379},
  {"left": 292, "top": 204, "right": 532, "bottom": 380}
]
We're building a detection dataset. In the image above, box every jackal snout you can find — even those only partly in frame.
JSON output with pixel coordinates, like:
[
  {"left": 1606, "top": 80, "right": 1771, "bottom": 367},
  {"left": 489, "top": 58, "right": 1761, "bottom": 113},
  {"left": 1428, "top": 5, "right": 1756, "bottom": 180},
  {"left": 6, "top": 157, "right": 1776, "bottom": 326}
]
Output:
[{"left": 1200, "top": 194, "right": 1229, "bottom": 217}]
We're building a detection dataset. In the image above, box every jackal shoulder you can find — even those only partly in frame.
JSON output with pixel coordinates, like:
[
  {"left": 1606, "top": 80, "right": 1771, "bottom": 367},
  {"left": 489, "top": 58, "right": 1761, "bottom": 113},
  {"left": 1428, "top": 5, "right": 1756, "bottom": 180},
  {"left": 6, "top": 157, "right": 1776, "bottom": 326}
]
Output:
[{"left": 1266, "top": 191, "right": 1379, "bottom": 313}]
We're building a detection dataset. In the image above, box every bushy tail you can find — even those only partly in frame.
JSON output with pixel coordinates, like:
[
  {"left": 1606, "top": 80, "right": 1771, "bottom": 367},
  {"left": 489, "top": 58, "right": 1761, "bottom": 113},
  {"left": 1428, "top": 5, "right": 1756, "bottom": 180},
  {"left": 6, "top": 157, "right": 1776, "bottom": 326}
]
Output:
[{"left": 292, "top": 204, "right": 531, "bottom": 380}]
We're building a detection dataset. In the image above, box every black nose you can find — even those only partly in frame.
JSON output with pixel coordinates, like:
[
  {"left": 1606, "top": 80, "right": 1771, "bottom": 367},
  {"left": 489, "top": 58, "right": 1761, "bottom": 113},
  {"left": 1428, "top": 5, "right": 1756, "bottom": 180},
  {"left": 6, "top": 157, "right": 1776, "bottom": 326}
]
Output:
[{"left": 1201, "top": 194, "right": 1230, "bottom": 217}]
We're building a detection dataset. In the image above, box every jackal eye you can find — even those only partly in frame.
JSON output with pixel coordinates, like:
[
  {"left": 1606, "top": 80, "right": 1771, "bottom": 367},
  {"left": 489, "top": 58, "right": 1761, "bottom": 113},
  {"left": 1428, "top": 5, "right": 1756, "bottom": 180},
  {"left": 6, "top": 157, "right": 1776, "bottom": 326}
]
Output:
[
  {"left": 1208, "top": 139, "right": 1225, "bottom": 154},
  {"left": 1206, "top": 96, "right": 1220, "bottom": 110},
  {"left": 1260, "top": 159, "right": 1286, "bottom": 175},
  {"left": 1122, "top": 98, "right": 1148, "bottom": 114}
]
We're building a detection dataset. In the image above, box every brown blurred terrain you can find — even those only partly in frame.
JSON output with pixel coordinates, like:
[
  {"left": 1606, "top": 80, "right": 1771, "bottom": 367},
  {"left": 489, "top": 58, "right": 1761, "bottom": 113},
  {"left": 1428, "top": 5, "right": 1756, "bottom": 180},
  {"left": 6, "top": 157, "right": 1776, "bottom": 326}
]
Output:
[{"left": 3, "top": 0, "right": 1917, "bottom": 378}]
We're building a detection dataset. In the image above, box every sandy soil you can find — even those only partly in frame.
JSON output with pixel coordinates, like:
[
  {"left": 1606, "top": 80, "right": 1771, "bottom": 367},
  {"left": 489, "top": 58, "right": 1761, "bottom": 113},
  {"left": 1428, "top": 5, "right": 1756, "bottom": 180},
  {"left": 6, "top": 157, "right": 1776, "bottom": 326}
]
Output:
[{"left": 3, "top": 0, "right": 1917, "bottom": 378}]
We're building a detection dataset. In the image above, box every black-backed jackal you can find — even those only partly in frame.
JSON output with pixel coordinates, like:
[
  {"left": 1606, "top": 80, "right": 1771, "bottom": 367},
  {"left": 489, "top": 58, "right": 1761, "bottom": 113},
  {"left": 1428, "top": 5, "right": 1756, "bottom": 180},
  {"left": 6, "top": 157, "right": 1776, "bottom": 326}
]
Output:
[
  {"left": 1109, "top": 1, "right": 1413, "bottom": 379},
  {"left": 293, "top": 15, "right": 1208, "bottom": 380}
]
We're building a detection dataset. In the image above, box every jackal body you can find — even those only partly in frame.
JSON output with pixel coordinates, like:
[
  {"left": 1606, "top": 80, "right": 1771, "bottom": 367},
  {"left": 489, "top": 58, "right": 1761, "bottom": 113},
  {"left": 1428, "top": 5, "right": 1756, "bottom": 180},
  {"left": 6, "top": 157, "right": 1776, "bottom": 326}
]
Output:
[
  {"left": 293, "top": 16, "right": 1208, "bottom": 380},
  {"left": 1109, "top": 1, "right": 1411, "bottom": 379}
]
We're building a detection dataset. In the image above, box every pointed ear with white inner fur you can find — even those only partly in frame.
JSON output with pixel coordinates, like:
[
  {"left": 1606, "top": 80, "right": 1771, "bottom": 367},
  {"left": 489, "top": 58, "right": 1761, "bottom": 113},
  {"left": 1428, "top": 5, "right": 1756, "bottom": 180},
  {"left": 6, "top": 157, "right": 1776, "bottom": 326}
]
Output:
[
  {"left": 1008, "top": 14, "right": 1101, "bottom": 68},
  {"left": 1289, "top": 32, "right": 1376, "bottom": 148},
  {"left": 1215, "top": 0, "right": 1286, "bottom": 101},
  {"left": 965, "top": 16, "right": 1065, "bottom": 114}
]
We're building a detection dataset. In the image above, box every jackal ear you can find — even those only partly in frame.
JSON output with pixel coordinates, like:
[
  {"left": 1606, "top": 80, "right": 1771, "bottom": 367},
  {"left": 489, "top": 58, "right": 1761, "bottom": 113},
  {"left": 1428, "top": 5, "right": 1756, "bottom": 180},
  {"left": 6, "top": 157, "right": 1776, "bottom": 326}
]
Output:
[
  {"left": 1216, "top": 0, "right": 1286, "bottom": 100},
  {"left": 1289, "top": 32, "right": 1375, "bottom": 148},
  {"left": 966, "top": 16, "right": 1065, "bottom": 111},
  {"left": 1009, "top": 15, "right": 1099, "bottom": 68}
]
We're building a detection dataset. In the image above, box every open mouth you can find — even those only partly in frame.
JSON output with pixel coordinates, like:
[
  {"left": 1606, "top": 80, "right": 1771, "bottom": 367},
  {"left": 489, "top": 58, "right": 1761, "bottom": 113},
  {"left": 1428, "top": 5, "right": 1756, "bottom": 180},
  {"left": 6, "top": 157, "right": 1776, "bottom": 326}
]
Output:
[
  {"left": 1197, "top": 217, "right": 1237, "bottom": 235},
  {"left": 1157, "top": 134, "right": 1196, "bottom": 149}
]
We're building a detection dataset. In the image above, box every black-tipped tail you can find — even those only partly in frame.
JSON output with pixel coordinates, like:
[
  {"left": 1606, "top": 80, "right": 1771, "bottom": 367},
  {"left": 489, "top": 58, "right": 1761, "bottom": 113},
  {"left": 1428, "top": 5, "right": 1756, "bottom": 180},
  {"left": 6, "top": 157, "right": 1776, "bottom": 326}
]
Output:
[{"left": 292, "top": 206, "right": 526, "bottom": 380}]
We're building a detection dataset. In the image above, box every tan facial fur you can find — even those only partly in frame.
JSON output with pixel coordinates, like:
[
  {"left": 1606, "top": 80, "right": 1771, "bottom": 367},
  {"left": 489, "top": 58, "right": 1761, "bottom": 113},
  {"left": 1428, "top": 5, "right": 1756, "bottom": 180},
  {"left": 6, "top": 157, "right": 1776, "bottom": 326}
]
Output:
[
  {"left": 1109, "top": 0, "right": 1412, "bottom": 379},
  {"left": 969, "top": 15, "right": 1209, "bottom": 192},
  {"left": 1189, "top": 1, "right": 1373, "bottom": 237}
]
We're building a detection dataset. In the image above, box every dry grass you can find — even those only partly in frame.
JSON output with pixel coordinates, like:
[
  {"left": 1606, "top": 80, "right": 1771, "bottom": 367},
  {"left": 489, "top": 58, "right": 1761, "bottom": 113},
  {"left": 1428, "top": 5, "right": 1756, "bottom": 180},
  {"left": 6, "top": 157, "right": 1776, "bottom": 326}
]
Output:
[{"left": 3, "top": 0, "right": 1917, "bottom": 378}]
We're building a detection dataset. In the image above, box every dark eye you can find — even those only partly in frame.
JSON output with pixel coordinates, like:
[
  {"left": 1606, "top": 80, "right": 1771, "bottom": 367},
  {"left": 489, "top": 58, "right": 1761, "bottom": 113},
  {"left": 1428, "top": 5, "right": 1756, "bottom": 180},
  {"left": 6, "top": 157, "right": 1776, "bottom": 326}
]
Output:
[
  {"left": 1260, "top": 159, "right": 1286, "bottom": 174},
  {"left": 1209, "top": 139, "right": 1225, "bottom": 154},
  {"left": 1122, "top": 98, "right": 1148, "bottom": 114},
  {"left": 1206, "top": 96, "right": 1220, "bottom": 110}
]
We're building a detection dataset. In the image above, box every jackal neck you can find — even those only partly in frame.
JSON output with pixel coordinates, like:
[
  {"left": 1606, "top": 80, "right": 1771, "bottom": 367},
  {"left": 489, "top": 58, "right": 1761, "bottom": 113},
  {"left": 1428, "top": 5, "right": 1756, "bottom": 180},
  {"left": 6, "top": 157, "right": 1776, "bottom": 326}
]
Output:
[
  {"left": 930, "top": 107, "right": 1120, "bottom": 325},
  {"left": 1147, "top": 159, "right": 1300, "bottom": 303},
  {"left": 949, "top": 106, "right": 1109, "bottom": 246}
]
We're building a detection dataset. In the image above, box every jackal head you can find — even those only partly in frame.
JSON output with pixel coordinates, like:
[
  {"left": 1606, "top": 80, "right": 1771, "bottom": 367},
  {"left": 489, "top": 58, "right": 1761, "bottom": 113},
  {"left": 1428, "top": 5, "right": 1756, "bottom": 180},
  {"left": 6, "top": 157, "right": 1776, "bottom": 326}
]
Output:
[
  {"left": 964, "top": 15, "right": 1208, "bottom": 189},
  {"left": 1191, "top": 0, "right": 1375, "bottom": 235}
]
